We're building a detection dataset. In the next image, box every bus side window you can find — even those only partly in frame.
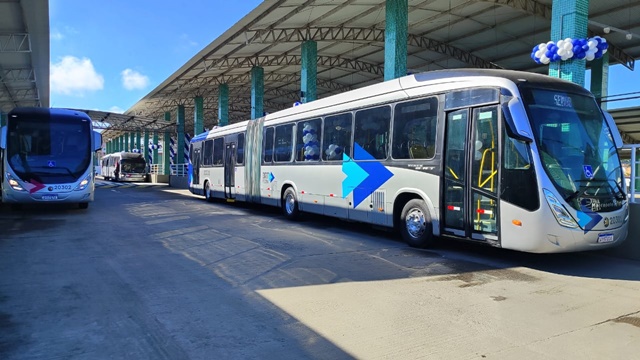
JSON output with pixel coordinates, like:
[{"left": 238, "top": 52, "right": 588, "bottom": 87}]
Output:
[
  {"left": 323, "top": 113, "right": 352, "bottom": 161},
  {"left": 354, "top": 105, "right": 390, "bottom": 160},
  {"left": 296, "top": 118, "right": 321, "bottom": 161},
  {"left": 236, "top": 133, "right": 245, "bottom": 165},
  {"left": 392, "top": 97, "right": 438, "bottom": 160},
  {"left": 203, "top": 139, "right": 213, "bottom": 166},
  {"left": 263, "top": 127, "right": 274, "bottom": 163},
  {"left": 275, "top": 124, "right": 294, "bottom": 162},
  {"left": 212, "top": 138, "right": 224, "bottom": 166}
]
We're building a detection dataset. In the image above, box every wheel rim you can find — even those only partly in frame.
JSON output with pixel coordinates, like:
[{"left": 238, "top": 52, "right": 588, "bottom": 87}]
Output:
[
  {"left": 405, "top": 208, "right": 426, "bottom": 239},
  {"left": 285, "top": 193, "right": 296, "bottom": 214},
  {"left": 206, "top": 183, "right": 211, "bottom": 198}
]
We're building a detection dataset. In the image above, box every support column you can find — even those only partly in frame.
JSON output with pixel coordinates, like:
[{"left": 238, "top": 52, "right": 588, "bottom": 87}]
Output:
[
  {"left": 125, "top": 133, "right": 131, "bottom": 152},
  {"left": 251, "top": 66, "right": 264, "bottom": 119},
  {"left": 384, "top": 0, "right": 408, "bottom": 81},
  {"left": 194, "top": 96, "right": 204, "bottom": 135},
  {"left": 153, "top": 132, "right": 159, "bottom": 165},
  {"left": 118, "top": 136, "right": 123, "bottom": 152},
  {"left": 136, "top": 131, "right": 141, "bottom": 152},
  {"left": 144, "top": 131, "right": 150, "bottom": 166},
  {"left": 163, "top": 131, "right": 171, "bottom": 175},
  {"left": 218, "top": 84, "right": 229, "bottom": 126},
  {"left": 301, "top": 40, "right": 317, "bottom": 103},
  {"left": 0, "top": 111, "right": 7, "bottom": 127},
  {"left": 548, "top": 0, "right": 589, "bottom": 86},
  {"left": 591, "top": 52, "right": 609, "bottom": 110},
  {"left": 177, "top": 105, "right": 185, "bottom": 164}
]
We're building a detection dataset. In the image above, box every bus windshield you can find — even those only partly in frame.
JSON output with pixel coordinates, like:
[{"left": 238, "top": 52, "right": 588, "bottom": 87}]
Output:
[
  {"left": 6, "top": 113, "right": 92, "bottom": 184},
  {"left": 121, "top": 159, "right": 146, "bottom": 173},
  {"left": 523, "top": 88, "right": 625, "bottom": 212}
]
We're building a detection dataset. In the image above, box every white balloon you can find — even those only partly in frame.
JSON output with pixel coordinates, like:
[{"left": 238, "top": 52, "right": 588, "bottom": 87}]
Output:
[
  {"left": 588, "top": 40, "right": 597, "bottom": 49},
  {"left": 564, "top": 37, "right": 572, "bottom": 43},
  {"left": 586, "top": 53, "right": 595, "bottom": 61},
  {"left": 561, "top": 55, "right": 569, "bottom": 61},
  {"left": 567, "top": 50, "right": 574, "bottom": 58},
  {"left": 603, "top": 49, "right": 608, "bottom": 54},
  {"left": 557, "top": 48, "right": 566, "bottom": 56},
  {"left": 535, "top": 50, "right": 544, "bottom": 58},
  {"left": 541, "top": 57, "right": 550, "bottom": 64},
  {"left": 564, "top": 42, "right": 573, "bottom": 51},
  {"left": 557, "top": 40, "right": 565, "bottom": 48}
]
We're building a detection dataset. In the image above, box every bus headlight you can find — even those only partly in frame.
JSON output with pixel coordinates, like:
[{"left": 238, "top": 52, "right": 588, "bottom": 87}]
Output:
[
  {"left": 544, "top": 189, "right": 578, "bottom": 228},
  {"left": 6, "top": 173, "right": 24, "bottom": 191},
  {"left": 75, "top": 174, "right": 92, "bottom": 191}
]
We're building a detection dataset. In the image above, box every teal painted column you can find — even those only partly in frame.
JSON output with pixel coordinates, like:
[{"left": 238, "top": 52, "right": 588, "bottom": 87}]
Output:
[
  {"left": 591, "top": 52, "right": 609, "bottom": 110},
  {"left": 163, "top": 131, "right": 171, "bottom": 175},
  {"left": 153, "top": 132, "right": 159, "bottom": 165},
  {"left": 136, "top": 131, "right": 141, "bottom": 152},
  {"left": 251, "top": 66, "right": 264, "bottom": 119},
  {"left": 0, "top": 112, "right": 7, "bottom": 127},
  {"left": 548, "top": 0, "right": 589, "bottom": 86},
  {"left": 144, "top": 131, "right": 150, "bottom": 164},
  {"left": 218, "top": 83, "right": 229, "bottom": 126},
  {"left": 301, "top": 40, "right": 317, "bottom": 103},
  {"left": 118, "top": 136, "right": 123, "bottom": 152},
  {"left": 125, "top": 133, "right": 131, "bottom": 152},
  {"left": 384, "top": 0, "right": 408, "bottom": 81},
  {"left": 194, "top": 96, "right": 204, "bottom": 135},
  {"left": 177, "top": 105, "right": 185, "bottom": 163}
]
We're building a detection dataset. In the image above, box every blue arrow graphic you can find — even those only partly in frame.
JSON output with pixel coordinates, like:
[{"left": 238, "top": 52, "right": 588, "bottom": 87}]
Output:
[
  {"left": 577, "top": 201, "right": 602, "bottom": 233},
  {"left": 341, "top": 143, "right": 393, "bottom": 208}
]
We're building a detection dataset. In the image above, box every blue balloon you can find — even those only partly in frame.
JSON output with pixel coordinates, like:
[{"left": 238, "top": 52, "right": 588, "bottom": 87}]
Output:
[{"left": 546, "top": 50, "right": 554, "bottom": 58}]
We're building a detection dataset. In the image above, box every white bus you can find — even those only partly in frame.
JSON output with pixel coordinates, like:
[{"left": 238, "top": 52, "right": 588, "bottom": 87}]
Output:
[
  {"left": 188, "top": 69, "right": 629, "bottom": 253},
  {"left": 101, "top": 152, "right": 147, "bottom": 182},
  {"left": 0, "top": 107, "right": 102, "bottom": 209}
]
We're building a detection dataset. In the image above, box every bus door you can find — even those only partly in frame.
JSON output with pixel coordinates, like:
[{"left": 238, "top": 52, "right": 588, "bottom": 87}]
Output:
[
  {"left": 224, "top": 142, "right": 236, "bottom": 200},
  {"left": 442, "top": 106, "right": 500, "bottom": 243},
  {"left": 191, "top": 142, "right": 202, "bottom": 185}
]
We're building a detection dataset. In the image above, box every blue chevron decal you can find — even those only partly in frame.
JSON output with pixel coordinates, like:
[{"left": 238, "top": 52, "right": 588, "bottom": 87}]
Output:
[
  {"left": 269, "top": 172, "right": 275, "bottom": 182},
  {"left": 342, "top": 143, "right": 394, "bottom": 208},
  {"left": 577, "top": 200, "right": 602, "bottom": 233}
]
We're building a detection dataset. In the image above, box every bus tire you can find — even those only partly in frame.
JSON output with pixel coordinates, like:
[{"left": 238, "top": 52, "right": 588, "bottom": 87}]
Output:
[
  {"left": 400, "top": 199, "right": 434, "bottom": 248},
  {"left": 282, "top": 187, "right": 300, "bottom": 220},
  {"left": 204, "top": 181, "right": 214, "bottom": 202},
  {"left": 79, "top": 202, "right": 89, "bottom": 209}
]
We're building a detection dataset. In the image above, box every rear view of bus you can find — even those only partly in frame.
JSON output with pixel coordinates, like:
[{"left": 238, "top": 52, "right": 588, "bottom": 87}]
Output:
[{"left": 0, "top": 107, "right": 102, "bottom": 209}]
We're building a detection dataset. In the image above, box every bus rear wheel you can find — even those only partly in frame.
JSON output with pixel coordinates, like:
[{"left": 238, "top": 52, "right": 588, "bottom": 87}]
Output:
[
  {"left": 282, "top": 187, "right": 300, "bottom": 220},
  {"left": 400, "top": 199, "right": 434, "bottom": 248},
  {"left": 204, "top": 181, "right": 214, "bottom": 202}
]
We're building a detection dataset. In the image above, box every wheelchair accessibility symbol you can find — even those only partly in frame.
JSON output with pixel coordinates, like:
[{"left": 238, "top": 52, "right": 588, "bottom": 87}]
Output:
[
  {"left": 583, "top": 165, "right": 594, "bottom": 179},
  {"left": 48, "top": 160, "right": 56, "bottom": 168}
]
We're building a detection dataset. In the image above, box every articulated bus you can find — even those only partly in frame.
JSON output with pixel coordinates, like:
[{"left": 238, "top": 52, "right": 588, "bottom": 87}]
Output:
[
  {"left": 188, "top": 69, "right": 629, "bottom": 253},
  {"left": 101, "top": 152, "right": 147, "bottom": 182},
  {"left": 0, "top": 107, "right": 102, "bottom": 209}
]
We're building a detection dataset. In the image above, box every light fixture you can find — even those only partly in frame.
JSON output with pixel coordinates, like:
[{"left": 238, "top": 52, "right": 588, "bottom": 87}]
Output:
[
  {"left": 626, "top": 33, "right": 633, "bottom": 40},
  {"left": 604, "top": 27, "right": 611, "bottom": 34}
]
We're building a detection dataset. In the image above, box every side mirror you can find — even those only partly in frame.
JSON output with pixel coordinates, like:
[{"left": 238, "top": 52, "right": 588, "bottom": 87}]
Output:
[
  {"left": 93, "top": 131, "right": 102, "bottom": 152},
  {"left": 502, "top": 98, "right": 533, "bottom": 142},
  {"left": 602, "top": 111, "right": 623, "bottom": 149}
]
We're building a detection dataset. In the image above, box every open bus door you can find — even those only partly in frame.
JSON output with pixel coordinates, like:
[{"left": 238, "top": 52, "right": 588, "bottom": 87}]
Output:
[
  {"left": 442, "top": 105, "right": 501, "bottom": 245},
  {"left": 224, "top": 142, "right": 236, "bottom": 201}
]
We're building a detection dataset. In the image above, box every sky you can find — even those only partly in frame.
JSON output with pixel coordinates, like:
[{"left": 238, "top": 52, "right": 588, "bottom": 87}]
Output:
[{"left": 49, "top": 0, "right": 640, "bottom": 113}]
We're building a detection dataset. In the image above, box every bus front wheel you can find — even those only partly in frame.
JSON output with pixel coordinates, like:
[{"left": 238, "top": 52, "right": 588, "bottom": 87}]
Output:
[
  {"left": 282, "top": 187, "right": 300, "bottom": 220},
  {"left": 79, "top": 203, "right": 89, "bottom": 209},
  {"left": 400, "top": 199, "right": 434, "bottom": 248}
]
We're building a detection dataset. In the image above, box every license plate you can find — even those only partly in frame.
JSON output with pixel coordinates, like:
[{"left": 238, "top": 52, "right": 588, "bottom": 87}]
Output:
[
  {"left": 41, "top": 195, "right": 58, "bottom": 201},
  {"left": 597, "top": 233, "right": 614, "bottom": 243}
]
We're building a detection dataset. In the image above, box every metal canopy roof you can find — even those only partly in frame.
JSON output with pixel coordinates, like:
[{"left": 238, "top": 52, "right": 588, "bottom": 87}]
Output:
[
  {"left": 118, "top": 0, "right": 640, "bottom": 140},
  {"left": 0, "top": 0, "right": 49, "bottom": 113}
]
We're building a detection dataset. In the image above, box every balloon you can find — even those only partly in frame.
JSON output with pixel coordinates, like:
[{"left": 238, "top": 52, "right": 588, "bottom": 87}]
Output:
[
  {"left": 586, "top": 53, "right": 595, "bottom": 61},
  {"left": 541, "top": 57, "right": 550, "bottom": 64}
]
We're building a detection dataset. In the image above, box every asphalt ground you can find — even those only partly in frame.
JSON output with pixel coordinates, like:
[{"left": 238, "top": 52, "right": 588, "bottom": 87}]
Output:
[{"left": 1, "top": 185, "right": 639, "bottom": 359}]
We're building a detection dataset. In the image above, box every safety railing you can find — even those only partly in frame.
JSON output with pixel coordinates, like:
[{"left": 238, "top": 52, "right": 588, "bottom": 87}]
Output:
[
  {"left": 149, "top": 164, "right": 164, "bottom": 175},
  {"left": 170, "top": 163, "right": 188, "bottom": 176},
  {"left": 622, "top": 144, "right": 640, "bottom": 203}
]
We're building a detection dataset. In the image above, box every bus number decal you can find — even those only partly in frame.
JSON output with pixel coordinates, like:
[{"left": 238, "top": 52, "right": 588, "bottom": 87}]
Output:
[{"left": 553, "top": 94, "right": 573, "bottom": 108}]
